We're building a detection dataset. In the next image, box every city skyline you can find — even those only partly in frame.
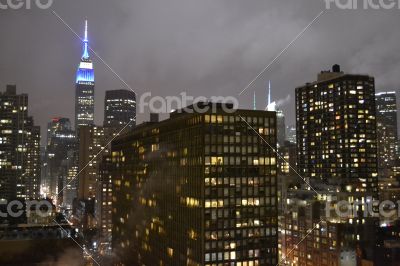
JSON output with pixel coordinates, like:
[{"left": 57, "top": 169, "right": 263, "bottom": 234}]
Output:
[
  {"left": 1, "top": 1, "right": 400, "bottom": 265},
  {"left": 1, "top": 0, "right": 400, "bottom": 144}
]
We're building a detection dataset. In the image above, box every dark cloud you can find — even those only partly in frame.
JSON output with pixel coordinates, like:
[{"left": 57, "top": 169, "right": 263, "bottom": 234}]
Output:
[{"left": 0, "top": 0, "right": 399, "bottom": 143}]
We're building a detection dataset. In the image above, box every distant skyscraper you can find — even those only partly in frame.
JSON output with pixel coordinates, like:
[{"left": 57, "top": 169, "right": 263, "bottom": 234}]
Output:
[
  {"left": 103, "top": 89, "right": 136, "bottom": 129},
  {"left": 25, "top": 117, "right": 41, "bottom": 200},
  {"left": 112, "top": 103, "right": 278, "bottom": 265},
  {"left": 78, "top": 126, "right": 112, "bottom": 200},
  {"left": 0, "top": 85, "right": 41, "bottom": 200},
  {"left": 285, "top": 125, "right": 296, "bottom": 144},
  {"left": 75, "top": 20, "right": 95, "bottom": 129},
  {"left": 375, "top": 92, "right": 398, "bottom": 172},
  {"left": 75, "top": 125, "right": 113, "bottom": 231},
  {"left": 46, "top": 118, "right": 74, "bottom": 146},
  {"left": 277, "top": 141, "right": 297, "bottom": 177},
  {"left": 266, "top": 81, "right": 285, "bottom": 147},
  {"left": 97, "top": 155, "right": 113, "bottom": 252},
  {"left": 44, "top": 117, "right": 76, "bottom": 202},
  {"left": 276, "top": 111, "right": 285, "bottom": 148},
  {"left": 296, "top": 65, "right": 378, "bottom": 193},
  {"left": 59, "top": 149, "right": 78, "bottom": 209}
]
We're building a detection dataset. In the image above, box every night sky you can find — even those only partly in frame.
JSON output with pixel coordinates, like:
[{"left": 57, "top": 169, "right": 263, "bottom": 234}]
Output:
[{"left": 0, "top": 0, "right": 399, "bottom": 144}]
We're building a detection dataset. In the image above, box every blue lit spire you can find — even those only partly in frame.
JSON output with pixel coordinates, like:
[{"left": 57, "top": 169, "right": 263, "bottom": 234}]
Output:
[
  {"left": 82, "top": 19, "right": 90, "bottom": 60},
  {"left": 76, "top": 19, "right": 94, "bottom": 84}
]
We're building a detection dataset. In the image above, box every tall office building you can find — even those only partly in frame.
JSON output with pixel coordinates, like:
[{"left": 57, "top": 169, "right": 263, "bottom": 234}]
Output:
[
  {"left": 25, "top": 117, "right": 41, "bottom": 200},
  {"left": 75, "top": 20, "right": 95, "bottom": 129},
  {"left": 375, "top": 92, "right": 398, "bottom": 172},
  {"left": 112, "top": 103, "right": 278, "bottom": 265},
  {"left": 295, "top": 65, "right": 378, "bottom": 194},
  {"left": 59, "top": 149, "right": 78, "bottom": 209},
  {"left": 99, "top": 89, "right": 136, "bottom": 253},
  {"left": 97, "top": 155, "right": 113, "bottom": 254},
  {"left": 276, "top": 141, "right": 298, "bottom": 264},
  {"left": 104, "top": 89, "right": 136, "bottom": 129},
  {"left": 75, "top": 126, "right": 113, "bottom": 231},
  {"left": 0, "top": 85, "right": 41, "bottom": 200},
  {"left": 78, "top": 126, "right": 113, "bottom": 200},
  {"left": 45, "top": 117, "right": 76, "bottom": 200}
]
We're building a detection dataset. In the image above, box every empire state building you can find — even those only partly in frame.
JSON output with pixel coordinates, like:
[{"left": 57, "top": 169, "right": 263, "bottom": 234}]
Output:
[{"left": 75, "top": 19, "right": 94, "bottom": 129}]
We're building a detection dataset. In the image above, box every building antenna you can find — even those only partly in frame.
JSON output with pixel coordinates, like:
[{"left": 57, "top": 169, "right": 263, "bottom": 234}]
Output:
[
  {"left": 253, "top": 91, "right": 256, "bottom": 110},
  {"left": 82, "top": 19, "right": 89, "bottom": 59},
  {"left": 268, "top": 80, "right": 271, "bottom": 107}
]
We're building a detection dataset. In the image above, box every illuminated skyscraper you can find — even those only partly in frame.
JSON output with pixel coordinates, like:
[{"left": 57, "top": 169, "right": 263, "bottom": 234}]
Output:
[
  {"left": 295, "top": 65, "right": 378, "bottom": 193},
  {"left": 44, "top": 117, "right": 76, "bottom": 201},
  {"left": 25, "top": 117, "right": 41, "bottom": 200},
  {"left": 97, "top": 155, "right": 113, "bottom": 252},
  {"left": 0, "top": 85, "right": 41, "bottom": 200},
  {"left": 78, "top": 126, "right": 113, "bottom": 200},
  {"left": 375, "top": 92, "right": 398, "bottom": 172},
  {"left": 112, "top": 103, "right": 278, "bottom": 265},
  {"left": 104, "top": 89, "right": 136, "bottom": 130},
  {"left": 290, "top": 66, "right": 380, "bottom": 265},
  {"left": 75, "top": 125, "right": 114, "bottom": 231},
  {"left": 285, "top": 125, "right": 296, "bottom": 144},
  {"left": 75, "top": 20, "right": 95, "bottom": 129}
]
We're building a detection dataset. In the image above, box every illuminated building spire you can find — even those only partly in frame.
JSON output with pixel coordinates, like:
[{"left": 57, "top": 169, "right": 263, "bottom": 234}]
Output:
[
  {"left": 82, "top": 19, "right": 90, "bottom": 60},
  {"left": 253, "top": 91, "right": 256, "bottom": 110},
  {"left": 266, "top": 80, "right": 276, "bottom": 111},
  {"left": 75, "top": 18, "right": 95, "bottom": 129},
  {"left": 267, "top": 80, "right": 271, "bottom": 107}
]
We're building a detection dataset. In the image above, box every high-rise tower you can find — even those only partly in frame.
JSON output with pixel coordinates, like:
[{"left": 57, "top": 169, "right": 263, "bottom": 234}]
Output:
[
  {"left": 44, "top": 118, "right": 76, "bottom": 201},
  {"left": 75, "top": 19, "right": 95, "bottom": 129},
  {"left": 375, "top": 92, "right": 398, "bottom": 173},
  {"left": 103, "top": 89, "right": 136, "bottom": 130},
  {"left": 0, "top": 85, "right": 41, "bottom": 200},
  {"left": 295, "top": 65, "right": 378, "bottom": 193},
  {"left": 112, "top": 103, "right": 278, "bottom": 265}
]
